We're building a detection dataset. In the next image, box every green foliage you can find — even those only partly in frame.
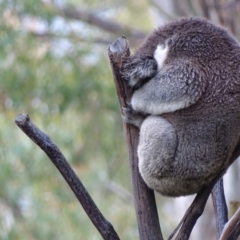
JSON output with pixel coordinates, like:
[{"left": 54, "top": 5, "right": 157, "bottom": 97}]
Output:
[{"left": 0, "top": 1, "right": 143, "bottom": 239}]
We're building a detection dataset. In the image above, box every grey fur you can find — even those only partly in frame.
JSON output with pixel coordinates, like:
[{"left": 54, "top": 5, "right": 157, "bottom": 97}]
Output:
[{"left": 121, "top": 18, "right": 240, "bottom": 197}]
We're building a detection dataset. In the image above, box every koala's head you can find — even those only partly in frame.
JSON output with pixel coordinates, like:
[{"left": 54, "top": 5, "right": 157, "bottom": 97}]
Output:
[{"left": 137, "top": 18, "right": 239, "bottom": 64}]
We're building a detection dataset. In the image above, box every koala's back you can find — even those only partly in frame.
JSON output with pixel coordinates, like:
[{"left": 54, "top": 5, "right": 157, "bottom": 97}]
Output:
[
  {"left": 153, "top": 30, "right": 240, "bottom": 196},
  {"left": 160, "top": 59, "right": 240, "bottom": 195},
  {"left": 129, "top": 18, "right": 240, "bottom": 196},
  {"left": 159, "top": 111, "right": 240, "bottom": 196}
]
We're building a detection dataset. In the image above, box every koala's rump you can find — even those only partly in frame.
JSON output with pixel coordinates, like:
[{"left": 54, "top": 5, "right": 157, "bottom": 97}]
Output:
[{"left": 159, "top": 114, "right": 239, "bottom": 196}]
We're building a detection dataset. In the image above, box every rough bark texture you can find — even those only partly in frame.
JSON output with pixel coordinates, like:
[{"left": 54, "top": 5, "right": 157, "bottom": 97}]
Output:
[
  {"left": 108, "top": 37, "right": 163, "bottom": 240},
  {"left": 211, "top": 179, "right": 228, "bottom": 238}
]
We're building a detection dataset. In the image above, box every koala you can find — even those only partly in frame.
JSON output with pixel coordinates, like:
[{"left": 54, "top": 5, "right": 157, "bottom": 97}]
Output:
[{"left": 121, "top": 18, "right": 240, "bottom": 197}]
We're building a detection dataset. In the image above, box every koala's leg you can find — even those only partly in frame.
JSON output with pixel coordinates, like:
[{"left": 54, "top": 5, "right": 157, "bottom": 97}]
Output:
[{"left": 138, "top": 116, "right": 177, "bottom": 193}]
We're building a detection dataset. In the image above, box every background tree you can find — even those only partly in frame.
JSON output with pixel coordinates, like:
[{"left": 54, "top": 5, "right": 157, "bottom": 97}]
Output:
[{"left": 1, "top": 0, "right": 240, "bottom": 239}]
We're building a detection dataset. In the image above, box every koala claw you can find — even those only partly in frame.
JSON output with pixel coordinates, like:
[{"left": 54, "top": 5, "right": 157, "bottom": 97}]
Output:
[
  {"left": 122, "top": 106, "right": 144, "bottom": 128},
  {"left": 121, "top": 57, "right": 158, "bottom": 87}
]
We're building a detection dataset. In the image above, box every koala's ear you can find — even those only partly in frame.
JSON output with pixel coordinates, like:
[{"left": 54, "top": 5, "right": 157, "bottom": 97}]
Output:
[{"left": 154, "top": 44, "right": 169, "bottom": 69}]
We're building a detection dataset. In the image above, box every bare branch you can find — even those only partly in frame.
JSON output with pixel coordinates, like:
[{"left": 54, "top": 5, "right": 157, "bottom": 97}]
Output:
[
  {"left": 211, "top": 178, "right": 228, "bottom": 238},
  {"left": 169, "top": 181, "right": 216, "bottom": 240},
  {"left": 220, "top": 207, "right": 240, "bottom": 240},
  {"left": 15, "top": 114, "right": 120, "bottom": 240},
  {"left": 108, "top": 37, "right": 163, "bottom": 240},
  {"left": 170, "top": 137, "right": 240, "bottom": 240}
]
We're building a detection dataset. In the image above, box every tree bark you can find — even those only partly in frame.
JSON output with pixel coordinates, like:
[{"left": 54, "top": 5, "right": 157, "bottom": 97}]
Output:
[
  {"left": 108, "top": 37, "right": 163, "bottom": 240},
  {"left": 211, "top": 178, "right": 228, "bottom": 238},
  {"left": 220, "top": 206, "right": 240, "bottom": 240}
]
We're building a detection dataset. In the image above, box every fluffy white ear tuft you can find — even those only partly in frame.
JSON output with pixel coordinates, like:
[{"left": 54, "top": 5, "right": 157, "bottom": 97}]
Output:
[{"left": 154, "top": 45, "right": 169, "bottom": 69}]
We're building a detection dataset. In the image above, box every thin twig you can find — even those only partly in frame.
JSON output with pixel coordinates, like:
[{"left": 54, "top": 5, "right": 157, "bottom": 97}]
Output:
[{"left": 15, "top": 114, "right": 120, "bottom": 240}]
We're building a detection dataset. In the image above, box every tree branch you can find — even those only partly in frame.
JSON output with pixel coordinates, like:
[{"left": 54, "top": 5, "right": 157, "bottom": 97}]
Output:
[
  {"left": 15, "top": 114, "right": 120, "bottom": 240},
  {"left": 108, "top": 37, "right": 163, "bottom": 240},
  {"left": 169, "top": 180, "right": 216, "bottom": 240},
  {"left": 220, "top": 206, "right": 240, "bottom": 240},
  {"left": 211, "top": 178, "right": 228, "bottom": 238},
  {"left": 169, "top": 138, "right": 240, "bottom": 240}
]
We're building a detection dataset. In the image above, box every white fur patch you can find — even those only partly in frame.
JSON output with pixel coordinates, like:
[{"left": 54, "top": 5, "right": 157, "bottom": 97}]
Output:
[
  {"left": 131, "top": 96, "right": 189, "bottom": 115},
  {"left": 146, "top": 100, "right": 189, "bottom": 115},
  {"left": 154, "top": 45, "right": 169, "bottom": 69}
]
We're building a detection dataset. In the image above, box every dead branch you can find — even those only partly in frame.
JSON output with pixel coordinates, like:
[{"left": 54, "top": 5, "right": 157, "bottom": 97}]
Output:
[
  {"left": 170, "top": 136, "right": 240, "bottom": 240},
  {"left": 211, "top": 178, "right": 228, "bottom": 238},
  {"left": 220, "top": 206, "right": 240, "bottom": 240},
  {"left": 216, "top": 139, "right": 240, "bottom": 240},
  {"left": 169, "top": 180, "right": 216, "bottom": 240},
  {"left": 15, "top": 114, "right": 120, "bottom": 240},
  {"left": 108, "top": 37, "right": 163, "bottom": 240}
]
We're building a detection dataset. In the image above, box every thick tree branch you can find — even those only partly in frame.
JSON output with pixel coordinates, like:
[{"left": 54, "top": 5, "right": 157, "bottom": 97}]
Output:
[
  {"left": 211, "top": 178, "right": 228, "bottom": 238},
  {"left": 108, "top": 37, "right": 163, "bottom": 240},
  {"left": 15, "top": 114, "right": 120, "bottom": 240}
]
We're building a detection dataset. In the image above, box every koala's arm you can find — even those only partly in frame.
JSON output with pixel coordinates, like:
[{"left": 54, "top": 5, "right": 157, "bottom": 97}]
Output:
[
  {"left": 121, "top": 55, "right": 158, "bottom": 88},
  {"left": 131, "top": 61, "right": 206, "bottom": 115}
]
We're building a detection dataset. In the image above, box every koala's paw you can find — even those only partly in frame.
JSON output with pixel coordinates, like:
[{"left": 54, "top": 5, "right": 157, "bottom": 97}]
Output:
[
  {"left": 121, "top": 57, "right": 158, "bottom": 87},
  {"left": 122, "top": 105, "right": 144, "bottom": 128}
]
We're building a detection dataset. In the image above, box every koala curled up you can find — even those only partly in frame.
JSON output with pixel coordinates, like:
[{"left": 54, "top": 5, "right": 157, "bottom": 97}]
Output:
[{"left": 121, "top": 18, "right": 240, "bottom": 197}]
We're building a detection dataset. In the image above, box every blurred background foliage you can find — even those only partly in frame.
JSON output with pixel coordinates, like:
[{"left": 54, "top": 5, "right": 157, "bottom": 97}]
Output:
[{"left": 1, "top": 0, "right": 240, "bottom": 240}]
